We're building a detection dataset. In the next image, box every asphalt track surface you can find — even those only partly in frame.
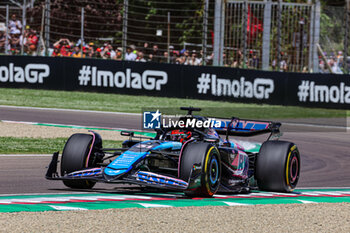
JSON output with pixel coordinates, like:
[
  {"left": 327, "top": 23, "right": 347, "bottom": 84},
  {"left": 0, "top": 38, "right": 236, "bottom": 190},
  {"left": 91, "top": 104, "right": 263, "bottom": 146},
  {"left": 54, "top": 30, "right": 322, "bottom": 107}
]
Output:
[{"left": 0, "top": 105, "right": 349, "bottom": 195}]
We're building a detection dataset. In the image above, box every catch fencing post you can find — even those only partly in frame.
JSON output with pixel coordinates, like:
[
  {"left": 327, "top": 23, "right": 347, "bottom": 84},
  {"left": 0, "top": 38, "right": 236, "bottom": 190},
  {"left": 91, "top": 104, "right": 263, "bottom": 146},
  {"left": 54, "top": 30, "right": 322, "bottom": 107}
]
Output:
[
  {"left": 242, "top": 0, "right": 248, "bottom": 68},
  {"left": 308, "top": 3, "right": 315, "bottom": 72},
  {"left": 344, "top": 0, "right": 350, "bottom": 74},
  {"left": 262, "top": 0, "right": 272, "bottom": 70},
  {"left": 276, "top": 0, "right": 282, "bottom": 71},
  {"left": 213, "top": 0, "right": 224, "bottom": 66},
  {"left": 220, "top": 0, "right": 225, "bottom": 65},
  {"left": 39, "top": 4, "right": 45, "bottom": 54},
  {"left": 21, "top": 0, "right": 27, "bottom": 55},
  {"left": 202, "top": 0, "right": 209, "bottom": 66},
  {"left": 44, "top": 0, "right": 50, "bottom": 56},
  {"left": 5, "top": 5, "right": 9, "bottom": 54},
  {"left": 312, "top": 0, "right": 320, "bottom": 73},
  {"left": 122, "top": 0, "right": 128, "bottom": 60},
  {"left": 167, "top": 12, "right": 170, "bottom": 63},
  {"left": 81, "top": 7, "right": 84, "bottom": 58}
]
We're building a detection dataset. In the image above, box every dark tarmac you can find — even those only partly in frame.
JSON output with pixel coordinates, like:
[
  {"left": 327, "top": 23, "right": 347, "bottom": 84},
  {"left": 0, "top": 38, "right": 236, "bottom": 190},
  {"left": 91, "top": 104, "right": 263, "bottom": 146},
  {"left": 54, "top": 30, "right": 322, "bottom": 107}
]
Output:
[{"left": 0, "top": 106, "right": 349, "bottom": 194}]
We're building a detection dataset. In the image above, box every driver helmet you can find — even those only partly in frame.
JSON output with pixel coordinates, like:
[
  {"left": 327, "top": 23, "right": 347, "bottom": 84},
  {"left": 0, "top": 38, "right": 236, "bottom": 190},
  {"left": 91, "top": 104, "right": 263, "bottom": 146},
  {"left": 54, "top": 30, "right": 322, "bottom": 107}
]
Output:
[{"left": 169, "top": 129, "right": 192, "bottom": 143}]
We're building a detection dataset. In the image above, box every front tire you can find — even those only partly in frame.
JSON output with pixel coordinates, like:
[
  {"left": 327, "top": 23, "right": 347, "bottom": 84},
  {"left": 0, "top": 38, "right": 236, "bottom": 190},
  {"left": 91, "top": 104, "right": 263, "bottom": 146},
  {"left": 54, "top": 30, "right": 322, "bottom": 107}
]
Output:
[
  {"left": 179, "top": 142, "right": 221, "bottom": 197},
  {"left": 61, "top": 133, "right": 97, "bottom": 189},
  {"left": 255, "top": 140, "right": 300, "bottom": 192}
]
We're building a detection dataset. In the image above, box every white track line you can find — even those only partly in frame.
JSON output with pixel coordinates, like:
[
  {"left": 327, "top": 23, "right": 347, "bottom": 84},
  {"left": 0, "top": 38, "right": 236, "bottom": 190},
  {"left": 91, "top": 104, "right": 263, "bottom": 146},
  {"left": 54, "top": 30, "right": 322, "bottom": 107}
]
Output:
[
  {"left": 1, "top": 120, "right": 143, "bottom": 133},
  {"left": 1, "top": 105, "right": 348, "bottom": 129},
  {"left": 0, "top": 154, "right": 53, "bottom": 157},
  {"left": 297, "top": 200, "right": 317, "bottom": 204},
  {"left": 49, "top": 205, "right": 88, "bottom": 211},
  {"left": 0, "top": 192, "right": 95, "bottom": 197},
  {"left": 0, "top": 105, "right": 141, "bottom": 116},
  {"left": 283, "top": 122, "right": 349, "bottom": 130},
  {"left": 223, "top": 202, "right": 250, "bottom": 206},
  {"left": 297, "top": 187, "right": 350, "bottom": 189},
  {"left": 138, "top": 203, "right": 172, "bottom": 208}
]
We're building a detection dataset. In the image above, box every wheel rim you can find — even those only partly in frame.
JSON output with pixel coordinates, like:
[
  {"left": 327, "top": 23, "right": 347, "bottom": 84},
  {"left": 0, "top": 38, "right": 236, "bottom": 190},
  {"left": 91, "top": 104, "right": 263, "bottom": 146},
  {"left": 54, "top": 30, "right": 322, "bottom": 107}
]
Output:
[
  {"left": 209, "top": 156, "right": 219, "bottom": 185},
  {"left": 289, "top": 156, "right": 299, "bottom": 185}
]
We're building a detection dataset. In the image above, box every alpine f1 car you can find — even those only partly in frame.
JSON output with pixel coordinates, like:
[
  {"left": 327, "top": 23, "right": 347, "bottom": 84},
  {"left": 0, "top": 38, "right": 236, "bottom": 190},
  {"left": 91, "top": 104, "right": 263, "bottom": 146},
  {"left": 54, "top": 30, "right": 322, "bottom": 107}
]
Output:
[{"left": 46, "top": 107, "right": 300, "bottom": 197}]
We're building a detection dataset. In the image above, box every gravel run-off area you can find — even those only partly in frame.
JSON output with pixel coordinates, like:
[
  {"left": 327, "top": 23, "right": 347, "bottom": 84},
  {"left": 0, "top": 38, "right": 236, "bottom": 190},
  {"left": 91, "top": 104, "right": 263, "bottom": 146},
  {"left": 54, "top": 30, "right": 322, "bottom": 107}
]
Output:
[
  {"left": 1, "top": 122, "right": 350, "bottom": 232},
  {"left": 1, "top": 203, "right": 350, "bottom": 232},
  {"left": 0, "top": 122, "right": 125, "bottom": 140}
]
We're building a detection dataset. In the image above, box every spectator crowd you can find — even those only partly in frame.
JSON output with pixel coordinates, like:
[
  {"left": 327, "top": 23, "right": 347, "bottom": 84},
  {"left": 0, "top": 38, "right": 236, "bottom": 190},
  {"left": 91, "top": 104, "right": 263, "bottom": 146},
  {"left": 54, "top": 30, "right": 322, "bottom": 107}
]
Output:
[
  {"left": 0, "top": 21, "right": 285, "bottom": 71},
  {"left": 0, "top": 16, "right": 211, "bottom": 66},
  {"left": 0, "top": 14, "right": 39, "bottom": 55},
  {"left": 318, "top": 51, "right": 348, "bottom": 74},
  {"left": 46, "top": 40, "right": 209, "bottom": 66}
]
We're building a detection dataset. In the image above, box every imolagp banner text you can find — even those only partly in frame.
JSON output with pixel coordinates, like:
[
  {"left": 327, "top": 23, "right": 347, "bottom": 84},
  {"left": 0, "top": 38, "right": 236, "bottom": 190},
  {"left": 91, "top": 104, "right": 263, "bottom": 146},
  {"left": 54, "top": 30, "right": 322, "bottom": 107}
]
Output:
[{"left": 0, "top": 55, "right": 349, "bottom": 109}]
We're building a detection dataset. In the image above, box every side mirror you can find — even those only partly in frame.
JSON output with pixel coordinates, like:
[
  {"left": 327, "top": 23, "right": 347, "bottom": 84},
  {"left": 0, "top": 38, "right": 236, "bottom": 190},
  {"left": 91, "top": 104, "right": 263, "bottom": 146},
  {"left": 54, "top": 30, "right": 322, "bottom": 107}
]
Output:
[{"left": 120, "top": 131, "right": 134, "bottom": 137}]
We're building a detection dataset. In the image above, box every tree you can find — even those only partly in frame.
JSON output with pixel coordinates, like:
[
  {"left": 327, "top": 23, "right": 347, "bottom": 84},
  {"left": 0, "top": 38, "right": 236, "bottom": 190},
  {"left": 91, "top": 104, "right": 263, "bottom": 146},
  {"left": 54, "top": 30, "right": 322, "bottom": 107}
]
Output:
[{"left": 26, "top": 0, "right": 122, "bottom": 43}]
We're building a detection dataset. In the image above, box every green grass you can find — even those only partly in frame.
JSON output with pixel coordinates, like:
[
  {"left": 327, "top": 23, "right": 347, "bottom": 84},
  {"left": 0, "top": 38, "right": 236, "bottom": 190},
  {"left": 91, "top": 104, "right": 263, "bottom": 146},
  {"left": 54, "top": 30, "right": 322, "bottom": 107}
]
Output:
[
  {"left": 0, "top": 88, "right": 347, "bottom": 119},
  {"left": 0, "top": 137, "right": 122, "bottom": 154}
]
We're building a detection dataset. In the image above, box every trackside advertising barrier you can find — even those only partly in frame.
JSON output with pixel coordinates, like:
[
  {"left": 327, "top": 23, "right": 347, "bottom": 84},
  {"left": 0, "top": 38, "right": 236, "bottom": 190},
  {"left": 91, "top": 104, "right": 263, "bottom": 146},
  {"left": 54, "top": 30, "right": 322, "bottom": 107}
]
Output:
[{"left": 0, "top": 55, "right": 350, "bottom": 109}]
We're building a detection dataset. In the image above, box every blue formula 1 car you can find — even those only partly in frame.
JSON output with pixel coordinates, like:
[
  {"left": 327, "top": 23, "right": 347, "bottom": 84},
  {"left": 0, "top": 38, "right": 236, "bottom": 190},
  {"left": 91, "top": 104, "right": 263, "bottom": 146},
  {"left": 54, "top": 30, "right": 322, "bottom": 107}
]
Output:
[{"left": 46, "top": 107, "right": 300, "bottom": 197}]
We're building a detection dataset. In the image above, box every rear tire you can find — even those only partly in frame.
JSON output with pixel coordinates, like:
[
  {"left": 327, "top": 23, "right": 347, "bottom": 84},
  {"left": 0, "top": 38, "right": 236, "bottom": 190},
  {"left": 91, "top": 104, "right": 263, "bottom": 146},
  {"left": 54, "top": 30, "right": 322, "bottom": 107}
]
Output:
[
  {"left": 61, "top": 133, "right": 96, "bottom": 189},
  {"left": 255, "top": 140, "right": 300, "bottom": 192},
  {"left": 179, "top": 142, "right": 221, "bottom": 197}
]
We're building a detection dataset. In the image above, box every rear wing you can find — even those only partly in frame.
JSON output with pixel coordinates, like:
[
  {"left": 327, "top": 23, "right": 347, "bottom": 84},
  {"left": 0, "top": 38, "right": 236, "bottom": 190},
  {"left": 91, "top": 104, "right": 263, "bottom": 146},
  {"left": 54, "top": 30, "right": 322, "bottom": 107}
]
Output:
[{"left": 212, "top": 117, "right": 281, "bottom": 137}]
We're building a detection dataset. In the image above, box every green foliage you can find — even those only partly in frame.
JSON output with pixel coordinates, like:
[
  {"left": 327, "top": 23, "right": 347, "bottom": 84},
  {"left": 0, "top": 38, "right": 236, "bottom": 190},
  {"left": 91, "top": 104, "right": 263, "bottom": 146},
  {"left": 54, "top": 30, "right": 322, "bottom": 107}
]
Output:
[
  {"left": 127, "top": 0, "right": 207, "bottom": 47},
  {"left": 27, "top": 0, "right": 123, "bottom": 42},
  {"left": 320, "top": 6, "right": 345, "bottom": 52}
]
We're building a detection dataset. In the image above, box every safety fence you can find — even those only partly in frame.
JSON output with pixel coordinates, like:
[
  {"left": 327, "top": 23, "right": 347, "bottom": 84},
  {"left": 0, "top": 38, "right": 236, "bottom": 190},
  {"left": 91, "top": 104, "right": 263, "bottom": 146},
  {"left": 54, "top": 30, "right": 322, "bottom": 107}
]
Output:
[
  {"left": 221, "top": 1, "right": 314, "bottom": 72},
  {"left": 1, "top": 1, "right": 349, "bottom": 74},
  {"left": 0, "top": 0, "right": 215, "bottom": 65},
  {"left": 0, "top": 55, "right": 349, "bottom": 109}
]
